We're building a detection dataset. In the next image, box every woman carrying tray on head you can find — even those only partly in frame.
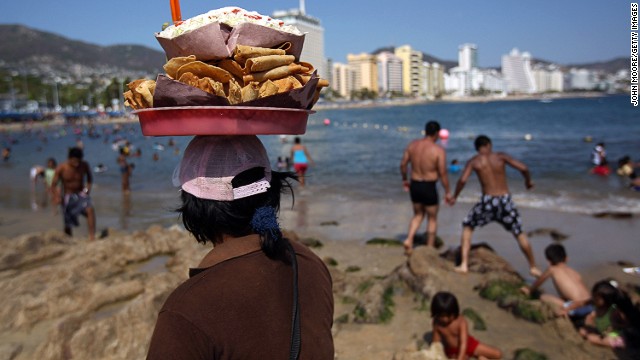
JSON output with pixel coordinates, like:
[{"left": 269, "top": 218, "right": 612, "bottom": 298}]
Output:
[{"left": 146, "top": 135, "right": 334, "bottom": 359}]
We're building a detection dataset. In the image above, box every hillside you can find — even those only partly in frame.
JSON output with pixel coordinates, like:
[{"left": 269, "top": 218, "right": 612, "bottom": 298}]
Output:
[{"left": 0, "top": 24, "right": 165, "bottom": 75}]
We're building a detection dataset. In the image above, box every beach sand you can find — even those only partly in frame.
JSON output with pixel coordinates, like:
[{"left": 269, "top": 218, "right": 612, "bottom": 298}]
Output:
[{"left": 1, "top": 186, "right": 638, "bottom": 359}]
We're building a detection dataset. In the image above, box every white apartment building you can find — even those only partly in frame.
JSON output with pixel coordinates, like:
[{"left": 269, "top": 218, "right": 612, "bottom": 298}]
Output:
[
  {"left": 458, "top": 43, "right": 478, "bottom": 71},
  {"left": 532, "top": 64, "right": 564, "bottom": 93},
  {"left": 421, "top": 62, "right": 444, "bottom": 98},
  {"left": 347, "top": 53, "right": 378, "bottom": 93},
  {"left": 331, "top": 62, "right": 353, "bottom": 98},
  {"left": 569, "top": 68, "right": 597, "bottom": 90},
  {"left": 377, "top": 52, "right": 403, "bottom": 96},
  {"left": 272, "top": 1, "right": 327, "bottom": 80},
  {"left": 394, "top": 45, "right": 423, "bottom": 96},
  {"left": 501, "top": 48, "right": 536, "bottom": 94}
]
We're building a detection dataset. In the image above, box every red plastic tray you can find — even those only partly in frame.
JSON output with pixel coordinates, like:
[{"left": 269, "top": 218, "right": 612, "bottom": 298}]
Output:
[{"left": 135, "top": 106, "right": 312, "bottom": 136}]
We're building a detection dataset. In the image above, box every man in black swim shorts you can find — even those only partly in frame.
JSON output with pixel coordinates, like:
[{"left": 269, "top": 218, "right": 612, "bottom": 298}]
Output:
[
  {"left": 400, "top": 121, "right": 451, "bottom": 254},
  {"left": 449, "top": 135, "right": 541, "bottom": 277}
]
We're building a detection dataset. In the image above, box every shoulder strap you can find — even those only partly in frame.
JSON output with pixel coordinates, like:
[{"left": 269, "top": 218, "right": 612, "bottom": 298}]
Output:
[{"left": 287, "top": 241, "right": 301, "bottom": 360}]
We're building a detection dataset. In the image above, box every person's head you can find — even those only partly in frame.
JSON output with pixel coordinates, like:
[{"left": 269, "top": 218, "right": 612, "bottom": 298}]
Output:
[
  {"left": 597, "top": 142, "right": 605, "bottom": 148},
  {"left": 474, "top": 135, "right": 492, "bottom": 151},
  {"left": 451, "top": 159, "right": 459, "bottom": 165},
  {"left": 431, "top": 291, "right": 460, "bottom": 326},
  {"left": 175, "top": 136, "right": 297, "bottom": 260},
  {"left": 425, "top": 121, "right": 441, "bottom": 137},
  {"left": 591, "top": 280, "right": 620, "bottom": 309},
  {"left": 544, "top": 244, "right": 567, "bottom": 265},
  {"left": 47, "top": 158, "right": 57, "bottom": 169},
  {"left": 68, "top": 147, "right": 83, "bottom": 167},
  {"left": 618, "top": 156, "right": 631, "bottom": 168},
  {"left": 294, "top": 137, "right": 301, "bottom": 144}
]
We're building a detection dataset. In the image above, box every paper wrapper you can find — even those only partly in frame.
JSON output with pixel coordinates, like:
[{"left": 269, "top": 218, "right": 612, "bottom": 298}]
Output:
[
  {"left": 152, "top": 73, "right": 320, "bottom": 110},
  {"left": 156, "top": 22, "right": 305, "bottom": 61}
]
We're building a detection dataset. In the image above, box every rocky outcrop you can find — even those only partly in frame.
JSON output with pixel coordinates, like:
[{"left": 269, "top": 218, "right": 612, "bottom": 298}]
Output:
[{"left": 0, "top": 225, "right": 204, "bottom": 360}]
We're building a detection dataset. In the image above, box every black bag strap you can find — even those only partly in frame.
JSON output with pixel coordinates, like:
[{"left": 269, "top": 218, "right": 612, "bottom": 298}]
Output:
[{"left": 287, "top": 241, "right": 301, "bottom": 360}]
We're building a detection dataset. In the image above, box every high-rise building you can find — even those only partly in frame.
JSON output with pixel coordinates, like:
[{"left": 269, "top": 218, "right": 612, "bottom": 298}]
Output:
[
  {"left": 501, "top": 48, "right": 536, "bottom": 94},
  {"left": 377, "top": 52, "right": 403, "bottom": 96},
  {"left": 458, "top": 43, "right": 478, "bottom": 71},
  {"left": 331, "top": 62, "right": 353, "bottom": 98},
  {"left": 532, "top": 64, "right": 564, "bottom": 93},
  {"left": 394, "top": 45, "right": 423, "bottom": 96},
  {"left": 272, "top": 1, "right": 327, "bottom": 79},
  {"left": 347, "top": 53, "right": 378, "bottom": 93}
]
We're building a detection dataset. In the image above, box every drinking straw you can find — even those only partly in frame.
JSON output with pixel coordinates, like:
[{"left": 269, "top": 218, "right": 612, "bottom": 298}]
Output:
[{"left": 170, "top": 0, "right": 182, "bottom": 24}]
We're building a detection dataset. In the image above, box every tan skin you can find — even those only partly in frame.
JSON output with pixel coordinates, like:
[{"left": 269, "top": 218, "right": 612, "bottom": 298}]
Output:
[
  {"left": 400, "top": 133, "right": 451, "bottom": 253},
  {"left": 449, "top": 143, "right": 540, "bottom": 277},
  {"left": 52, "top": 156, "right": 96, "bottom": 240},
  {"left": 432, "top": 314, "right": 502, "bottom": 360},
  {"left": 290, "top": 141, "right": 314, "bottom": 187},
  {"left": 521, "top": 259, "right": 591, "bottom": 316},
  {"left": 579, "top": 295, "right": 627, "bottom": 348}
]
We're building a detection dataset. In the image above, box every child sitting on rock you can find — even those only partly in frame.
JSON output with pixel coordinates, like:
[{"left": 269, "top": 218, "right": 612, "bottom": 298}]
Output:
[
  {"left": 521, "top": 244, "right": 593, "bottom": 321},
  {"left": 431, "top": 291, "right": 502, "bottom": 359},
  {"left": 579, "top": 280, "right": 639, "bottom": 349}
]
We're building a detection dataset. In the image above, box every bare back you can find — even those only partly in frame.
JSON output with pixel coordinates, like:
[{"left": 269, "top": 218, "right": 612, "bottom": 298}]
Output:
[
  {"left": 549, "top": 264, "right": 591, "bottom": 302},
  {"left": 402, "top": 138, "right": 445, "bottom": 182},
  {"left": 469, "top": 152, "right": 510, "bottom": 195}
]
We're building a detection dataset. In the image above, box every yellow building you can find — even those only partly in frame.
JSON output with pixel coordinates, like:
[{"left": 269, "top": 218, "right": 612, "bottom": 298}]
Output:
[
  {"left": 394, "top": 45, "right": 423, "bottom": 96},
  {"left": 346, "top": 53, "right": 378, "bottom": 94}
]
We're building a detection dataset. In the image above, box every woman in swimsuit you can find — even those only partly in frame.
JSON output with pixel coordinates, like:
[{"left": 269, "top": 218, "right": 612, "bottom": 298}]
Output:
[{"left": 290, "top": 137, "right": 314, "bottom": 187}]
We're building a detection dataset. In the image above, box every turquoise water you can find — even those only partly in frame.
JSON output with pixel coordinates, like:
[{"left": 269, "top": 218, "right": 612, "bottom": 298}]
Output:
[{"left": 1, "top": 95, "right": 639, "bottom": 232}]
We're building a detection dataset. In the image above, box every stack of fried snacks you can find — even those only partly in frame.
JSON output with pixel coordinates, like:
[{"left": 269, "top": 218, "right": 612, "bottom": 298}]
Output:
[{"left": 124, "top": 44, "right": 329, "bottom": 110}]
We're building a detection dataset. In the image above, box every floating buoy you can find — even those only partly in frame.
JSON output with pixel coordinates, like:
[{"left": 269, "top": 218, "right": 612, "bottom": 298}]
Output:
[
  {"left": 524, "top": 134, "right": 533, "bottom": 141},
  {"left": 439, "top": 128, "right": 450, "bottom": 140},
  {"left": 584, "top": 136, "right": 593, "bottom": 143},
  {"left": 323, "top": 118, "right": 331, "bottom": 126}
]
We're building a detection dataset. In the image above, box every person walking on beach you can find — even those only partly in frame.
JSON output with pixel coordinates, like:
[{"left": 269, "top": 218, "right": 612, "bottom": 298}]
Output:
[
  {"left": 449, "top": 135, "right": 540, "bottom": 277},
  {"left": 290, "top": 136, "right": 314, "bottom": 187},
  {"left": 52, "top": 147, "right": 96, "bottom": 240},
  {"left": 117, "top": 148, "right": 133, "bottom": 193},
  {"left": 400, "top": 120, "right": 451, "bottom": 254},
  {"left": 147, "top": 136, "right": 334, "bottom": 359}
]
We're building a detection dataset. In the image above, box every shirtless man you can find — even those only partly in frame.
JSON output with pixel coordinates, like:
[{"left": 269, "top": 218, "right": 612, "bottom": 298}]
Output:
[
  {"left": 521, "top": 244, "right": 592, "bottom": 318},
  {"left": 400, "top": 120, "right": 451, "bottom": 254},
  {"left": 449, "top": 135, "right": 540, "bottom": 277},
  {"left": 52, "top": 147, "right": 96, "bottom": 240}
]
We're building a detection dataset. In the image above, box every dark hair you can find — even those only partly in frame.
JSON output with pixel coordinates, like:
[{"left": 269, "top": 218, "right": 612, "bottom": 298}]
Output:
[
  {"left": 591, "top": 280, "right": 640, "bottom": 328},
  {"left": 177, "top": 168, "right": 297, "bottom": 260},
  {"left": 474, "top": 135, "right": 491, "bottom": 150},
  {"left": 294, "top": 137, "right": 301, "bottom": 144},
  {"left": 431, "top": 291, "right": 460, "bottom": 318},
  {"left": 68, "top": 147, "right": 83, "bottom": 160},
  {"left": 425, "top": 121, "right": 441, "bottom": 136},
  {"left": 544, "top": 244, "right": 567, "bottom": 265},
  {"left": 47, "top": 157, "right": 57, "bottom": 166}
]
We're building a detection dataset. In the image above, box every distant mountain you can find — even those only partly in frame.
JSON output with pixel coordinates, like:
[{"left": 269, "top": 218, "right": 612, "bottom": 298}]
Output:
[
  {"left": 0, "top": 24, "right": 165, "bottom": 75},
  {"left": 527, "top": 57, "right": 627, "bottom": 74}
]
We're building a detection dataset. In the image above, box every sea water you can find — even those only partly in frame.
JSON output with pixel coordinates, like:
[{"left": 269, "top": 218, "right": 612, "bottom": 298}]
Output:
[{"left": 1, "top": 95, "right": 638, "bottom": 232}]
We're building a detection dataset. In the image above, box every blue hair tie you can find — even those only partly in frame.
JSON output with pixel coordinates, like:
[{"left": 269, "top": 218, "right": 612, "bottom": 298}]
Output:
[{"left": 251, "top": 206, "right": 281, "bottom": 240}]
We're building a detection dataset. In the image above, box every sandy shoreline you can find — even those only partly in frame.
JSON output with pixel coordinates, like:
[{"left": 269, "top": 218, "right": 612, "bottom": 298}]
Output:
[{"left": 0, "top": 194, "right": 638, "bottom": 359}]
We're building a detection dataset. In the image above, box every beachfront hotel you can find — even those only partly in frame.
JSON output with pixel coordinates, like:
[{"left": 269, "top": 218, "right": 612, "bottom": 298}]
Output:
[
  {"left": 346, "top": 53, "right": 379, "bottom": 94},
  {"left": 377, "top": 52, "right": 403, "bottom": 96},
  {"left": 331, "top": 62, "right": 353, "bottom": 98},
  {"left": 501, "top": 48, "right": 536, "bottom": 94},
  {"left": 272, "top": 0, "right": 327, "bottom": 80},
  {"left": 394, "top": 45, "right": 424, "bottom": 97}
]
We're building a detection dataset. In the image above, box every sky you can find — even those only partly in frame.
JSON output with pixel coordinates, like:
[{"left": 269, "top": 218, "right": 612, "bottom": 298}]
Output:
[{"left": 0, "top": 0, "right": 632, "bottom": 67}]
